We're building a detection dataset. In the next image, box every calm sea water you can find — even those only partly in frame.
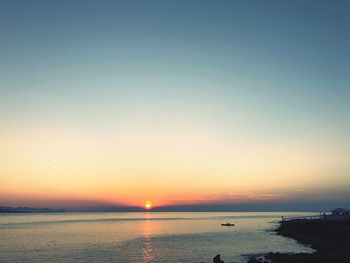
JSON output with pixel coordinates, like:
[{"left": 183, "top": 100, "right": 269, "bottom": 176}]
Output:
[{"left": 0, "top": 212, "right": 315, "bottom": 263}]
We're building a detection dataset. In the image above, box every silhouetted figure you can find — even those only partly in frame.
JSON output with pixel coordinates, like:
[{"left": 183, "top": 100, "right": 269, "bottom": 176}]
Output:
[{"left": 213, "top": 254, "right": 224, "bottom": 263}]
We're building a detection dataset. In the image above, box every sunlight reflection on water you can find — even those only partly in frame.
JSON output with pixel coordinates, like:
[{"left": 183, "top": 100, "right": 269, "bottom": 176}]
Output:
[{"left": 142, "top": 218, "right": 155, "bottom": 262}]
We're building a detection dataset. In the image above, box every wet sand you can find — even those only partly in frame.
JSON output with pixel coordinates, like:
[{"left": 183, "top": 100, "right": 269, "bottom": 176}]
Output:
[{"left": 248, "top": 217, "right": 350, "bottom": 263}]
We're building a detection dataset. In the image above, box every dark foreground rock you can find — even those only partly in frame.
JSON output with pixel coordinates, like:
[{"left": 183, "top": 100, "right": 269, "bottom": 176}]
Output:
[
  {"left": 213, "top": 254, "right": 224, "bottom": 263},
  {"left": 248, "top": 252, "right": 350, "bottom": 263},
  {"left": 248, "top": 219, "right": 350, "bottom": 263}
]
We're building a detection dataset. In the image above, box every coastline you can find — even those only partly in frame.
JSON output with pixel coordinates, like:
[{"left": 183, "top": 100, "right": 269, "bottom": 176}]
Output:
[{"left": 248, "top": 216, "right": 350, "bottom": 263}]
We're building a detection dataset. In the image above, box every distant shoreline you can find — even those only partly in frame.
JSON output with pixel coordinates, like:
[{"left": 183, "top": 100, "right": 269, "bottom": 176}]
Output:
[
  {"left": 248, "top": 216, "right": 350, "bottom": 263},
  {"left": 0, "top": 206, "right": 327, "bottom": 213},
  {"left": 0, "top": 206, "right": 65, "bottom": 213}
]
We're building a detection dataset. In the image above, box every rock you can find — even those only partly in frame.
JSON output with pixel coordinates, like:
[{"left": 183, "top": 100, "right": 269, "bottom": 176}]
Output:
[{"left": 213, "top": 254, "right": 224, "bottom": 263}]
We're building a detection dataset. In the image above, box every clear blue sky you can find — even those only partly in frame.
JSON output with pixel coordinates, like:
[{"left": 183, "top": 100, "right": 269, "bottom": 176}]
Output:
[{"left": 0, "top": 0, "right": 349, "bottom": 210}]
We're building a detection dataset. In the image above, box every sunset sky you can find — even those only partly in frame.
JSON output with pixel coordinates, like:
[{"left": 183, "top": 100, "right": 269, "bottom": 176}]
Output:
[{"left": 1, "top": 0, "right": 349, "bottom": 210}]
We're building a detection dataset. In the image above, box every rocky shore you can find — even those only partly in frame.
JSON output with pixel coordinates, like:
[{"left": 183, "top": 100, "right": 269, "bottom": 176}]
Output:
[{"left": 248, "top": 216, "right": 350, "bottom": 263}]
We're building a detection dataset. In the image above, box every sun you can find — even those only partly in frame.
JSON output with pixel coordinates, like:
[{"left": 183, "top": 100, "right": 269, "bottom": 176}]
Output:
[{"left": 144, "top": 201, "right": 152, "bottom": 210}]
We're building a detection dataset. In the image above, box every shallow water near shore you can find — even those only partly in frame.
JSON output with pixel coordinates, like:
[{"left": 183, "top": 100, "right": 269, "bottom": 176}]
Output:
[{"left": 0, "top": 212, "right": 315, "bottom": 263}]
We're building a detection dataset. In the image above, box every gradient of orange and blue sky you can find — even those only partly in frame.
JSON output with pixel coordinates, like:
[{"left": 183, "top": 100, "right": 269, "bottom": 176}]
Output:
[{"left": 1, "top": 0, "right": 350, "bottom": 211}]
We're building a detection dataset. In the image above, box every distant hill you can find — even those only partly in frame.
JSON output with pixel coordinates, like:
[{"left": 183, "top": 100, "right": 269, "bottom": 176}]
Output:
[{"left": 0, "top": 206, "right": 65, "bottom": 213}]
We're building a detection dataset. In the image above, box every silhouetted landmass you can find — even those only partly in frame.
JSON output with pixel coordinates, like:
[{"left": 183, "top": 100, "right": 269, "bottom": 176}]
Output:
[
  {"left": 149, "top": 201, "right": 350, "bottom": 212},
  {"left": 248, "top": 217, "right": 350, "bottom": 263},
  {"left": 0, "top": 206, "right": 65, "bottom": 213},
  {"left": 72, "top": 205, "right": 146, "bottom": 212},
  {"left": 3, "top": 199, "right": 349, "bottom": 212}
]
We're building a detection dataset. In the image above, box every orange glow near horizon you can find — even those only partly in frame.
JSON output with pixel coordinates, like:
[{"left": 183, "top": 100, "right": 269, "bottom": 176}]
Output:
[
  {"left": 144, "top": 201, "right": 152, "bottom": 210},
  {"left": 0, "top": 129, "right": 348, "bottom": 209}
]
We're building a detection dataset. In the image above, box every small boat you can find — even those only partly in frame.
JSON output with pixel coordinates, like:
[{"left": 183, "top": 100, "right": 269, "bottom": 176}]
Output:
[{"left": 221, "top": 223, "right": 235, "bottom": 226}]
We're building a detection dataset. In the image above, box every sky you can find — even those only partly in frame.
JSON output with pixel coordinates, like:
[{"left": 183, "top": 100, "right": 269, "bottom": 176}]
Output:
[{"left": 0, "top": 0, "right": 349, "bottom": 211}]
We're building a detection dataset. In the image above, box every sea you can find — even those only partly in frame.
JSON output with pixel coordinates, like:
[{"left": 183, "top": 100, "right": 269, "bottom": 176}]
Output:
[{"left": 0, "top": 212, "right": 315, "bottom": 263}]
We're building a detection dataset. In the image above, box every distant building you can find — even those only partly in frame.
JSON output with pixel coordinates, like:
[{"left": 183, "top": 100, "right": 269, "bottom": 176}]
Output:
[{"left": 331, "top": 208, "right": 350, "bottom": 216}]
